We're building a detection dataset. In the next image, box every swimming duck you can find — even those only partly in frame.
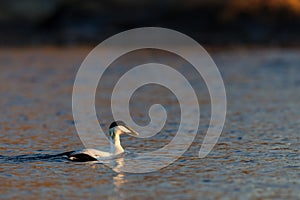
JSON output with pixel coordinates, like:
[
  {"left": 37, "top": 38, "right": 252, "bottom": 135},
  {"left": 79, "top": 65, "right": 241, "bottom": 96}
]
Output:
[{"left": 67, "top": 121, "right": 139, "bottom": 162}]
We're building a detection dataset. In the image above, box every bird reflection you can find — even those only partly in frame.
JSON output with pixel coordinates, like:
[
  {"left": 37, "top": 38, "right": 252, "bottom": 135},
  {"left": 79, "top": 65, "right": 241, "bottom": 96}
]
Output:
[{"left": 112, "top": 157, "right": 128, "bottom": 198}]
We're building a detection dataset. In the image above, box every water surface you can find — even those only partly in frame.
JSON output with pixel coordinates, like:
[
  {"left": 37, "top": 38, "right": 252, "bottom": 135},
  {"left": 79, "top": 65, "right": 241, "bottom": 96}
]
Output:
[{"left": 0, "top": 47, "right": 299, "bottom": 199}]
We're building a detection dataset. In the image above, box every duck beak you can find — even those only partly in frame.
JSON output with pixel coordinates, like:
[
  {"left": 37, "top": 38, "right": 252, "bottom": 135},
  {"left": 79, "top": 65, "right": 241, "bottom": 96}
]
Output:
[{"left": 124, "top": 124, "right": 139, "bottom": 136}]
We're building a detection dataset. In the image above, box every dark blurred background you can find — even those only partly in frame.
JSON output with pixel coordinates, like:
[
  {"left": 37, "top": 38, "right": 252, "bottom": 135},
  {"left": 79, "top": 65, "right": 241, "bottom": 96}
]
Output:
[{"left": 1, "top": 0, "right": 300, "bottom": 46}]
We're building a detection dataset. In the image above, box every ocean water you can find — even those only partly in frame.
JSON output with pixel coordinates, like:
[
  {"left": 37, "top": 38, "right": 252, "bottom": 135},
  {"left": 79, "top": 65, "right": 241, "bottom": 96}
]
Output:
[{"left": 0, "top": 47, "right": 299, "bottom": 199}]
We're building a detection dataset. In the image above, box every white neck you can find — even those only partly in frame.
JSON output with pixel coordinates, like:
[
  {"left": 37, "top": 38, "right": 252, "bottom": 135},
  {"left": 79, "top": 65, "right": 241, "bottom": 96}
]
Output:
[{"left": 110, "top": 129, "right": 124, "bottom": 155}]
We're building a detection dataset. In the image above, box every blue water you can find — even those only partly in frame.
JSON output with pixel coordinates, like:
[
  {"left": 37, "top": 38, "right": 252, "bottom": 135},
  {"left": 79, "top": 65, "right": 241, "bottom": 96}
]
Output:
[{"left": 0, "top": 48, "right": 299, "bottom": 199}]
